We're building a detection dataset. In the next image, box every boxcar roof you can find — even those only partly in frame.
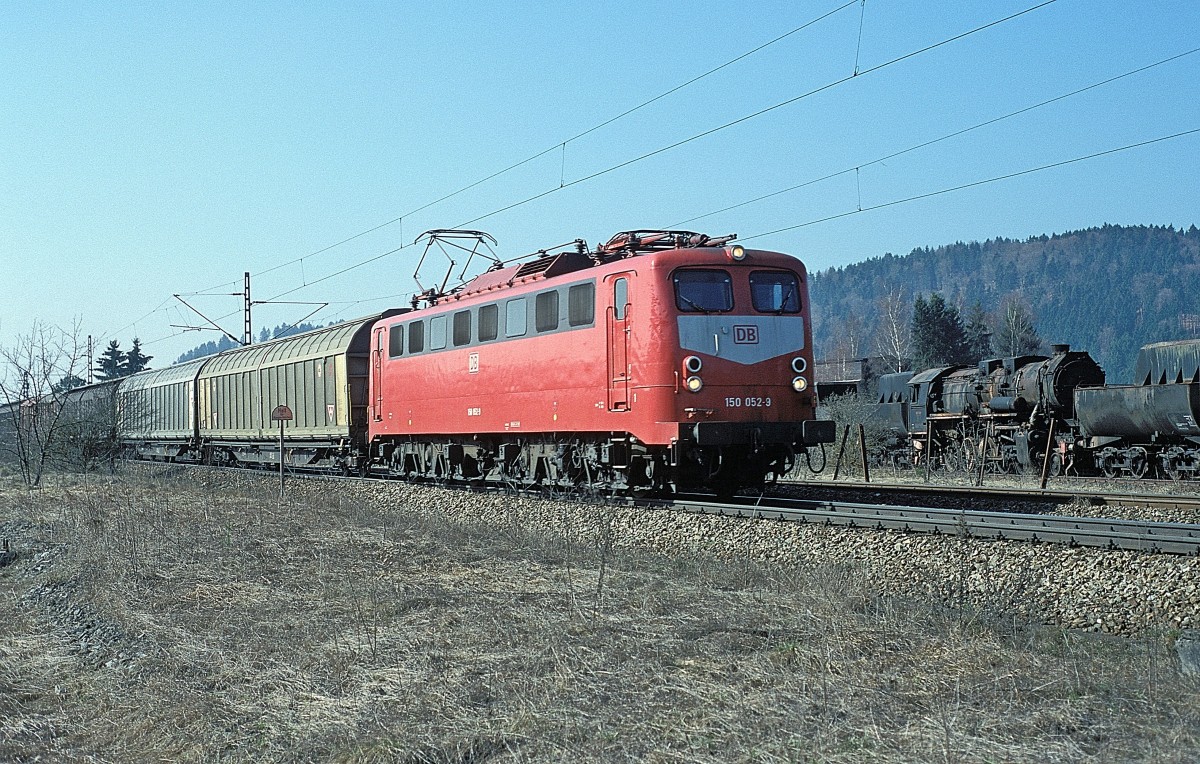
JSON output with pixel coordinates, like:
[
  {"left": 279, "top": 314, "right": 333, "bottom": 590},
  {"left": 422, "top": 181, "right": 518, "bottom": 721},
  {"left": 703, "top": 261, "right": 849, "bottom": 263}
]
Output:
[
  {"left": 119, "top": 357, "right": 208, "bottom": 393},
  {"left": 197, "top": 316, "right": 377, "bottom": 377}
]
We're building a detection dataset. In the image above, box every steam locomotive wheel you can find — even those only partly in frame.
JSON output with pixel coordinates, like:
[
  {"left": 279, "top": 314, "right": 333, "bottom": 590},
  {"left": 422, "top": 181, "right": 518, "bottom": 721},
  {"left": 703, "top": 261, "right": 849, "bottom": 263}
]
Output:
[{"left": 1047, "top": 452, "right": 1063, "bottom": 478}]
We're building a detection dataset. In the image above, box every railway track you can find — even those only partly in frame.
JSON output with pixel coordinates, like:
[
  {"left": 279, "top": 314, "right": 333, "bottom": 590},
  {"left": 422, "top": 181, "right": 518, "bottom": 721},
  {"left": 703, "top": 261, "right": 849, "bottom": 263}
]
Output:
[
  {"left": 670, "top": 491, "right": 1200, "bottom": 556},
  {"left": 138, "top": 462, "right": 1200, "bottom": 556},
  {"left": 782, "top": 477, "right": 1200, "bottom": 513}
]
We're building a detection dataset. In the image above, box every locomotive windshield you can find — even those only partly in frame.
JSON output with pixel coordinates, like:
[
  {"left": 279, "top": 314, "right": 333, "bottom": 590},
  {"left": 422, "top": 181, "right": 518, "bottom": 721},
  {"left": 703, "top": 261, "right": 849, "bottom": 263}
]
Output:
[
  {"left": 749, "top": 271, "right": 801, "bottom": 313},
  {"left": 673, "top": 269, "right": 733, "bottom": 313}
]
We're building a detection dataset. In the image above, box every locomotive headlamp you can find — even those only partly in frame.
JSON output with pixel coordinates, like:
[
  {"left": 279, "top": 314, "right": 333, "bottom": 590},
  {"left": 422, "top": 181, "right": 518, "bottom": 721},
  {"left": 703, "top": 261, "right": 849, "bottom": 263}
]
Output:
[
  {"left": 683, "top": 355, "right": 703, "bottom": 374},
  {"left": 792, "top": 376, "right": 808, "bottom": 393},
  {"left": 729, "top": 245, "right": 747, "bottom": 261},
  {"left": 791, "top": 356, "right": 807, "bottom": 373},
  {"left": 686, "top": 375, "right": 704, "bottom": 393}
]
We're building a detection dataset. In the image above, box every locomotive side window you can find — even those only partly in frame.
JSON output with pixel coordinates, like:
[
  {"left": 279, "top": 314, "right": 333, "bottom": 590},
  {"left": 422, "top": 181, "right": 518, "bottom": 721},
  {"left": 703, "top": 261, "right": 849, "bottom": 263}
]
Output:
[
  {"left": 430, "top": 315, "right": 448, "bottom": 350},
  {"left": 749, "top": 271, "right": 801, "bottom": 313},
  {"left": 535, "top": 291, "right": 559, "bottom": 332},
  {"left": 452, "top": 310, "right": 471, "bottom": 346},
  {"left": 568, "top": 282, "right": 594, "bottom": 326},
  {"left": 408, "top": 321, "right": 424, "bottom": 353},
  {"left": 613, "top": 278, "right": 628, "bottom": 320},
  {"left": 479, "top": 304, "right": 499, "bottom": 342},
  {"left": 388, "top": 324, "right": 403, "bottom": 357},
  {"left": 674, "top": 269, "right": 733, "bottom": 312},
  {"left": 505, "top": 298, "right": 527, "bottom": 337}
]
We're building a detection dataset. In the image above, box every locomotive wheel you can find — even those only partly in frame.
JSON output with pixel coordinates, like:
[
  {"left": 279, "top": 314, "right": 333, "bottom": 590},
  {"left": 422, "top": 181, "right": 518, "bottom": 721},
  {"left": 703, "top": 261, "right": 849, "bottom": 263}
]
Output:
[
  {"left": 1161, "top": 456, "right": 1183, "bottom": 481},
  {"left": 1128, "top": 447, "right": 1149, "bottom": 479},
  {"left": 1100, "top": 454, "right": 1118, "bottom": 479},
  {"left": 1047, "top": 453, "right": 1063, "bottom": 478}
]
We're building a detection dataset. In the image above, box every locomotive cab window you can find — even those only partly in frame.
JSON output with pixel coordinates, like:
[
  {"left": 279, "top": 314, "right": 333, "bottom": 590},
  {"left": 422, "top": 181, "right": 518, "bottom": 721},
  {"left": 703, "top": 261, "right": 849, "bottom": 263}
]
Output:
[
  {"left": 674, "top": 269, "right": 733, "bottom": 313},
  {"left": 388, "top": 324, "right": 403, "bottom": 357},
  {"left": 453, "top": 310, "right": 471, "bottom": 346},
  {"left": 535, "top": 290, "right": 559, "bottom": 332},
  {"left": 479, "top": 304, "right": 499, "bottom": 342},
  {"left": 749, "top": 271, "right": 801, "bottom": 313},
  {"left": 408, "top": 321, "right": 424, "bottom": 353}
]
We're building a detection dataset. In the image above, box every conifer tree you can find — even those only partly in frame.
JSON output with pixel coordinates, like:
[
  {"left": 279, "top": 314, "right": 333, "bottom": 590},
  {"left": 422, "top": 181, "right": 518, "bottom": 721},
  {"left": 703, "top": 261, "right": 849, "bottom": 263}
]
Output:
[
  {"left": 124, "top": 337, "right": 152, "bottom": 374},
  {"left": 910, "top": 293, "right": 969, "bottom": 368},
  {"left": 964, "top": 302, "right": 993, "bottom": 362},
  {"left": 94, "top": 340, "right": 124, "bottom": 381},
  {"left": 53, "top": 374, "right": 86, "bottom": 393}
]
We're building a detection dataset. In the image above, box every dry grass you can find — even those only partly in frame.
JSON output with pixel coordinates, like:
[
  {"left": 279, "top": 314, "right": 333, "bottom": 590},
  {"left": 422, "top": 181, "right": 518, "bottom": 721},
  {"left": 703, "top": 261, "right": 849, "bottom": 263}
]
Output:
[{"left": 0, "top": 467, "right": 1198, "bottom": 762}]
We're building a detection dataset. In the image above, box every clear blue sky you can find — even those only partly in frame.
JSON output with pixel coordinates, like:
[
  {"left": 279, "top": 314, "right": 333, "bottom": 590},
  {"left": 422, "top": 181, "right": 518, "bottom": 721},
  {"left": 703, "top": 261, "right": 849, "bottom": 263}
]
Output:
[{"left": 2, "top": 0, "right": 1197, "bottom": 366}]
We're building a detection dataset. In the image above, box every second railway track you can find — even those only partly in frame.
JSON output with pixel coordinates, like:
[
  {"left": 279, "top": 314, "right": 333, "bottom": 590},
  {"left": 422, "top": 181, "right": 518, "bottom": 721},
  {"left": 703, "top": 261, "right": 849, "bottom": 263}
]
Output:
[{"left": 671, "top": 492, "right": 1200, "bottom": 556}]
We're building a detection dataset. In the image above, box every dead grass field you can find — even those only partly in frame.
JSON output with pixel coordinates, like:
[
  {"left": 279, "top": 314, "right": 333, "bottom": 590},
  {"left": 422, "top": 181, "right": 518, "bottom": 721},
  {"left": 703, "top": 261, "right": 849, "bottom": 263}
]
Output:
[{"left": 1, "top": 466, "right": 1198, "bottom": 762}]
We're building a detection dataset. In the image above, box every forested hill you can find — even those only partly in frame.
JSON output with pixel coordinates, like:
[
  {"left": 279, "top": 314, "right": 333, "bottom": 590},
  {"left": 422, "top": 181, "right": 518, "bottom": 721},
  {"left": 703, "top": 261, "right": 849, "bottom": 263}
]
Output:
[{"left": 809, "top": 224, "right": 1200, "bottom": 383}]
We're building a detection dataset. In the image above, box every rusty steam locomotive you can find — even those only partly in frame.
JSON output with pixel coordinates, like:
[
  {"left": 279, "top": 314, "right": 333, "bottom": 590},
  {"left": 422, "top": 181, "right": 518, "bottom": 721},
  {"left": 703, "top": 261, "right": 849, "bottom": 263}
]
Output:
[{"left": 872, "top": 339, "right": 1200, "bottom": 480}]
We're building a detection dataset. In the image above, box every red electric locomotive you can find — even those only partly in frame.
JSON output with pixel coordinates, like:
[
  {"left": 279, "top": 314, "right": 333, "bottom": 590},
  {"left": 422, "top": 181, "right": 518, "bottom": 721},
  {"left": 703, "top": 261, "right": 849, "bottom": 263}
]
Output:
[{"left": 367, "top": 230, "right": 834, "bottom": 492}]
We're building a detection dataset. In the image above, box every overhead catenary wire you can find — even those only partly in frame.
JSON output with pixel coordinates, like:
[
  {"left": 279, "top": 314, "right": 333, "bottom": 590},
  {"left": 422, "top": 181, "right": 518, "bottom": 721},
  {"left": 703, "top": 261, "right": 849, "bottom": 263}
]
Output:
[
  {"left": 450, "top": 0, "right": 1060, "bottom": 230},
  {"left": 740, "top": 128, "right": 1200, "bottom": 241},
  {"left": 138, "top": 0, "right": 1196, "bottom": 357},
  {"left": 139, "top": 0, "right": 1069, "bottom": 350},
  {"left": 666, "top": 46, "right": 1200, "bottom": 228},
  {"left": 167, "top": 127, "right": 1195, "bottom": 352},
  {"left": 180, "top": 0, "right": 860, "bottom": 299}
]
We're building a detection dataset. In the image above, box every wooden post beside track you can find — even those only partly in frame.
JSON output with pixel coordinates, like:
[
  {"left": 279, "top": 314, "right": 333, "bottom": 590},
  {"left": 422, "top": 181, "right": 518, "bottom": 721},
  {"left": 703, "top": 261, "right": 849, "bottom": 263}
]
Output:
[
  {"left": 976, "top": 420, "right": 992, "bottom": 488},
  {"left": 832, "top": 424, "right": 851, "bottom": 481},
  {"left": 1039, "top": 417, "right": 1057, "bottom": 491},
  {"left": 271, "top": 405, "right": 294, "bottom": 499},
  {"left": 924, "top": 427, "right": 933, "bottom": 483},
  {"left": 858, "top": 423, "right": 870, "bottom": 483}
]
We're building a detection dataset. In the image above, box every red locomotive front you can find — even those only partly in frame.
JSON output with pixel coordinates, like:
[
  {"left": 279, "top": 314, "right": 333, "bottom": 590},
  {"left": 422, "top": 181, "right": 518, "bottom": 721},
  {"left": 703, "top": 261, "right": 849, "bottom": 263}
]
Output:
[{"left": 367, "top": 230, "right": 833, "bottom": 492}]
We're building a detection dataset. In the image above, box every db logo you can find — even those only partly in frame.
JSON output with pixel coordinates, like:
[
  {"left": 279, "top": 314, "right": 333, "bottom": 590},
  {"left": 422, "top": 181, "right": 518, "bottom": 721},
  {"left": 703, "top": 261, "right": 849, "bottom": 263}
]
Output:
[{"left": 734, "top": 325, "right": 759, "bottom": 344}]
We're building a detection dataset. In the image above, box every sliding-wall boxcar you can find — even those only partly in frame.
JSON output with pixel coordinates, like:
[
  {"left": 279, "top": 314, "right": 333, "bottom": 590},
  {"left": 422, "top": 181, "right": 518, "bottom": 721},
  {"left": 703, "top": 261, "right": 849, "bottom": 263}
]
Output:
[
  {"left": 119, "top": 358, "right": 206, "bottom": 460},
  {"left": 196, "top": 316, "right": 397, "bottom": 470}
]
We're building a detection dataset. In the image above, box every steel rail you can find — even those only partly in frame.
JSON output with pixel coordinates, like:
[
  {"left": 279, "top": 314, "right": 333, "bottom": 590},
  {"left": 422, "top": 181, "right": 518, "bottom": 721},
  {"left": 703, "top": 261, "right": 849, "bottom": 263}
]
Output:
[
  {"left": 670, "top": 495, "right": 1200, "bottom": 555},
  {"left": 782, "top": 478, "right": 1200, "bottom": 512}
]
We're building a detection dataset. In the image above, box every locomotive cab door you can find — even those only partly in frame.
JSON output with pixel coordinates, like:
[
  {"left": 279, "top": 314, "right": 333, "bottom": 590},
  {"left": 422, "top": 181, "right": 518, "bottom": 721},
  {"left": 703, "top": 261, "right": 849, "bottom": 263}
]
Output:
[
  {"left": 606, "top": 274, "right": 632, "bottom": 411},
  {"left": 371, "top": 326, "right": 385, "bottom": 422}
]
